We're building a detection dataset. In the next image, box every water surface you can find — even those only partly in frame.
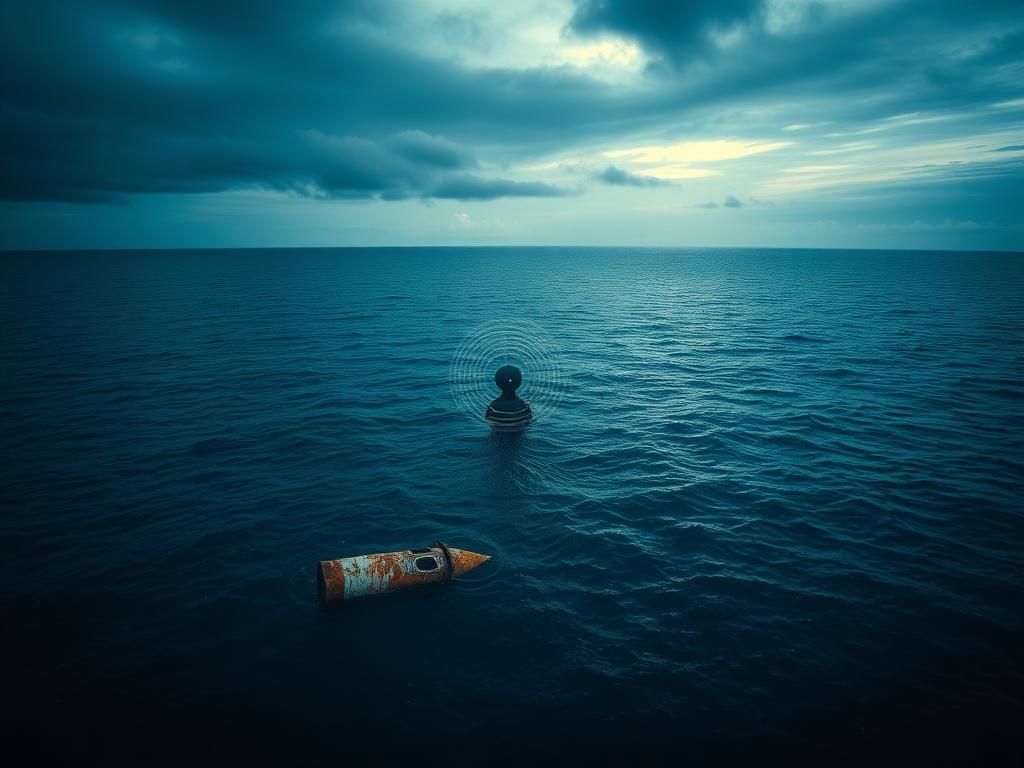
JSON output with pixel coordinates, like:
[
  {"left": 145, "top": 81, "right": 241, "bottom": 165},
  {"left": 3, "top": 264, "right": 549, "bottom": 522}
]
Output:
[{"left": 3, "top": 248, "right": 1022, "bottom": 763}]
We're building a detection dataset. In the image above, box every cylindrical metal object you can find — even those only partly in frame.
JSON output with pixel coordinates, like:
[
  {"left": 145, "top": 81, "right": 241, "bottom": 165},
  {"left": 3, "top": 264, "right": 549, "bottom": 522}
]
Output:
[{"left": 317, "top": 543, "right": 491, "bottom": 605}]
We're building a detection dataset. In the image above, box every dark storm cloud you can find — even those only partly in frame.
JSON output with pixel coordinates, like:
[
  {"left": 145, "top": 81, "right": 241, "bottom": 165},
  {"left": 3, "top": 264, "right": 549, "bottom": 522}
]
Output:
[
  {"left": 1, "top": 0, "right": 1022, "bottom": 205},
  {"left": 569, "top": 0, "right": 765, "bottom": 64},
  {"left": 639, "top": 1, "right": 1021, "bottom": 129},
  {"left": 0, "top": 0, "right": 593, "bottom": 202},
  {"left": 296, "top": 130, "right": 509, "bottom": 200},
  {"left": 595, "top": 165, "right": 673, "bottom": 187},
  {"left": 432, "top": 175, "right": 570, "bottom": 200},
  {"left": 563, "top": 0, "right": 1023, "bottom": 130},
  {"left": 567, "top": 0, "right": 1023, "bottom": 71},
  {"left": 385, "top": 131, "right": 477, "bottom": 170}
]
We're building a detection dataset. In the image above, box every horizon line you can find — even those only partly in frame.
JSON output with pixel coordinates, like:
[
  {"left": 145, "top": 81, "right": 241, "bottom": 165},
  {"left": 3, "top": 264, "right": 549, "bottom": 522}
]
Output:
[{"left": 3, "top": 244, "right": 1023, "bottom": 255}]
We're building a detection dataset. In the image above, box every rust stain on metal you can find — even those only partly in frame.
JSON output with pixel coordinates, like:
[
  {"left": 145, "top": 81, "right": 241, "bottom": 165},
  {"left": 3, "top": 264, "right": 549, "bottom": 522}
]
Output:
[
  {"left": 316, "top": 543, "right": 491, "bottom": 606},
  {"left": 449, "top": 547, "right": 491, "bottom": 576}
]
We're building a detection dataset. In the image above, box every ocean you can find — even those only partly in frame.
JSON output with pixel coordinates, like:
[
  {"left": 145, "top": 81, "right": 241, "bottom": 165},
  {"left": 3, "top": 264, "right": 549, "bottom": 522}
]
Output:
[{"left": 2, "top": 247, "right": 1022, "bottom": 764}]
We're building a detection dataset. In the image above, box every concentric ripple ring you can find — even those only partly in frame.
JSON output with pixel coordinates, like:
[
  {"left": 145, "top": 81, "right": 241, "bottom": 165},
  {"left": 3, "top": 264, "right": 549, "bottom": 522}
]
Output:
[{"left": 449, "top": 319, "right": 567, "bottom": 428}]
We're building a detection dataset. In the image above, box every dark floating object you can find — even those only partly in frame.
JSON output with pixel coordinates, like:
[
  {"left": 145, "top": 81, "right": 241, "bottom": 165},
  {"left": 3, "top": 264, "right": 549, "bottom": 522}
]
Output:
[
  {"left": 317, "top": 542, "right": 491, "bottom": 605},
  {"left": 485, "top": 364, "right": 533, "bottom": 430}
]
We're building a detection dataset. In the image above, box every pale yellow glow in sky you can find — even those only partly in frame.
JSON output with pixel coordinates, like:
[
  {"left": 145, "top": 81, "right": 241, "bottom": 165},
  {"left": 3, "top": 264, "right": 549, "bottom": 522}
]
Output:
[
  {"left": 604, "top": 140, "right": 792, "bottom": 164},
  {"left": 557, "top": 39, "right": 645, "bottom": 70}
]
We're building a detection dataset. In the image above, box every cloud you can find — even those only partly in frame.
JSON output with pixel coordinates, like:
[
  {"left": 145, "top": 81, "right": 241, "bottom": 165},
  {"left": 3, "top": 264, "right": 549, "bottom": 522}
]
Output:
[
  {"left": 594, "top": 165, "right": 672, "bottom": 187},
  {"left": 385, "top": 130, "right": 477, "bottom": 170},
  {"left": 1, "top": 0, "right": 1022, "bottom": 223},
  {"left": 697, "top": 195, "right": 743, "bottom": 208},
  {"left": 600, "top": 139, "right": 786, "bottom": 181},
  {"left": 853, "top": 218, "right": 990, "bottom": 233},
  {"left": 758, "top": 133, "right": 1024, "bottom": 197},
  {"left": 431, "top": 175, "right": 571, "bottom": 201},
  {"left": 605, "top": 139, "right": 790, "bottom": 164},
  {"left": 0, "top": 0, "right": 605, "bottom": 203},
  {"left": 301, "top": 131, "right": 571, "bottom": 201},
  {"left": 567, "top": 0, "right": 765, "bottom": 65}
]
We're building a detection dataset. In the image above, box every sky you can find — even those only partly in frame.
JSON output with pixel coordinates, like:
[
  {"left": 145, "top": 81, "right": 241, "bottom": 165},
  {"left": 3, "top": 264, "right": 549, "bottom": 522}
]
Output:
[{"left": 1, "top": 0, "right": 1022, "bottom": 251}]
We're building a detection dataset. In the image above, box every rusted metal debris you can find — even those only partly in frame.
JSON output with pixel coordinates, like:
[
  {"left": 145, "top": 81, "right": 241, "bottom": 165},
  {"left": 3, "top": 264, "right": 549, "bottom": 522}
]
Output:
[{"left": 317, "top": 542, "right": 491, "bottom": 605}]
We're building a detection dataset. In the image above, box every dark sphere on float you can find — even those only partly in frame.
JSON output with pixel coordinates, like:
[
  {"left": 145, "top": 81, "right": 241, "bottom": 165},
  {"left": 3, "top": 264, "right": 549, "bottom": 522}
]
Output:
[{"left": 486, "top": 365, "right": 532, "bottom": 430}]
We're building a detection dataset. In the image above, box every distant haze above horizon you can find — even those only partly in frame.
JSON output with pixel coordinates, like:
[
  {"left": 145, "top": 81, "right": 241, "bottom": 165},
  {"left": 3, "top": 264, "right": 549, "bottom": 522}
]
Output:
[{"left": 2, "top": 0, "right": 1022, "bottom": 251}]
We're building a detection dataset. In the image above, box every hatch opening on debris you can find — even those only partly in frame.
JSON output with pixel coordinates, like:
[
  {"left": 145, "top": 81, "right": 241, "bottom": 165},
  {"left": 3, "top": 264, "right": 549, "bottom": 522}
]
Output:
[{"left": 415, "top": 556, "right": 439, "bottom": 572}]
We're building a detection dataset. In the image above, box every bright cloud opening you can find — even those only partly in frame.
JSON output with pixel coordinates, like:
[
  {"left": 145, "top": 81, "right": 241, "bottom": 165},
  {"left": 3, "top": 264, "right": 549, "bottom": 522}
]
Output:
[
  {"left": 557, "top": 39, "right": 645, "bottom": 70},
  {"left": 605, "top": 140, "right": 792, "bottom": 165}
]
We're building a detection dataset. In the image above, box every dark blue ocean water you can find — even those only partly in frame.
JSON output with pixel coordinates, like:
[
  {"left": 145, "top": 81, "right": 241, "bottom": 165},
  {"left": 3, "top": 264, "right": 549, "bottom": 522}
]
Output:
[{"left": 2, "top": 248, "right": 1023, "bottom": 764}]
